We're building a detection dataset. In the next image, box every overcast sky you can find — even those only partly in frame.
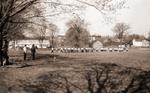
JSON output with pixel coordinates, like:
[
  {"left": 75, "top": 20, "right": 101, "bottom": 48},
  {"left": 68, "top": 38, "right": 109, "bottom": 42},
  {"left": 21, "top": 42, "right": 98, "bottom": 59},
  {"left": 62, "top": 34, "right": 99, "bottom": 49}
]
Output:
[
  {"left": 44, "top": 0, "right": 150, "bottom": 37},
  {"left": 116, "top": 0, "right": 150, "bottom": 37}
]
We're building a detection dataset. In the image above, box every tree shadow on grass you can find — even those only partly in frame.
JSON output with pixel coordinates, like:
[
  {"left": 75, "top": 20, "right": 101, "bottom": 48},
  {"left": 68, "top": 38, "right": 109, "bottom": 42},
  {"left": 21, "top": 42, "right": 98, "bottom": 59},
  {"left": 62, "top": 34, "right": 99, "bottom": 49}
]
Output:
[
  {"left": 83, "top": 63, "right": 150, "bottom": 93},
  {"left": 0, "top": 72, "right": 9, "bottom": 93},
  {"left": 19, "top": 63, "right": 150, "bottom": 93},
  {"left": 20, "top": 82, "right": 47, "bottom": 93},
  {"left": 19, "top": 72, "right": 63, "bottom": 93}
]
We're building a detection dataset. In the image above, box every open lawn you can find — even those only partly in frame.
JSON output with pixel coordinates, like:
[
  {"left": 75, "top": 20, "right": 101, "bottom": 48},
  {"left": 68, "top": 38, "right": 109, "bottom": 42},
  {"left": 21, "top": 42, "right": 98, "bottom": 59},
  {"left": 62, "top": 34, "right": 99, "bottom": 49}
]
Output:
[
  {"left": 0, "top": 48, "right": 150, "bottom": 93},
  {"left": 8, "top": 48, "right": 150, "bottom": 70}
]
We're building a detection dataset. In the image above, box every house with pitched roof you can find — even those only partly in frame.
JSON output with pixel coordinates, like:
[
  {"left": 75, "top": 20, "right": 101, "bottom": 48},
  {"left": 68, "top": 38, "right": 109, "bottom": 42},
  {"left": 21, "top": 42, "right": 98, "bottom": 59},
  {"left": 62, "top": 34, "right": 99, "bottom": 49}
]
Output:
[{"left": 132, "top": 39, "right": 150, "bottom": 47}]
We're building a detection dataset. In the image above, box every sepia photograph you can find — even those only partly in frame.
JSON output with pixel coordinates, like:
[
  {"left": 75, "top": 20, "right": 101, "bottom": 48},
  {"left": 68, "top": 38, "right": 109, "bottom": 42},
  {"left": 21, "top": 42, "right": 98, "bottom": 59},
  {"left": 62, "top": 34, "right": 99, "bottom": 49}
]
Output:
[{"left": 0, "top": 0, "right": 150, "bottom": 93}]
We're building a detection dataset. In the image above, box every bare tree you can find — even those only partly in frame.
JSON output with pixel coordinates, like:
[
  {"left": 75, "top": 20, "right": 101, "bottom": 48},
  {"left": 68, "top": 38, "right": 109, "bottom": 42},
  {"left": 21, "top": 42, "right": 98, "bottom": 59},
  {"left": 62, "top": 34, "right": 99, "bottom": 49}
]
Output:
[
  {"left": 48, "top": 23, "right": 58, "bottom": 48},
  {"left": 36, "top": 0, "right": 127, "bottom": 23},
  {"left": 113, "top": 23, "right": 130, "bottom": 43},
  {"left": 0, "top": 0, "right": 38, "bottom": 65},
  {"left": 31, "top": 18, "right": 47, "bottom": 48},
  {"left": 0, "top": 0, "right": 128, "bottom": 65},
  {"left": 126, "top": 34, "right": 145, "bottom": 41},
  {"left": 65, "top": 17, "right": 90, "bottom": 48},
  {"left": 76, "top": 0, "right": 127, "bottom": 13},
  {"left": 75, "top": 0, "right": 127, "bottom": 22},
  {"left": 28, "top": 20, "right": 58, "bottom": 49}
]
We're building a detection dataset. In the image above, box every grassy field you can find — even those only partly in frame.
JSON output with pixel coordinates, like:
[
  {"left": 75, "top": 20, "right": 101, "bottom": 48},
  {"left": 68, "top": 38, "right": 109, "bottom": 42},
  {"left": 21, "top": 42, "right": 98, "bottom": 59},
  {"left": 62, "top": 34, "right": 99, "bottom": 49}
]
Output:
[
  {"left": 8, "top": 47, "right": 150, "bottom": 70},
  {"left": 0, "top": 48, "right": 150, "bottom": 93}
]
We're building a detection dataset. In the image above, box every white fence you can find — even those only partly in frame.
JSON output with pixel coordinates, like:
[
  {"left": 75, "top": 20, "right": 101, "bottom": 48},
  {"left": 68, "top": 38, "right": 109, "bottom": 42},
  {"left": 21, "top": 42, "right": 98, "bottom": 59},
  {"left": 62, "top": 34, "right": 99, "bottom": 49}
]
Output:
[{"left": 49, "top": 47, "right": 128, "bottom": 53}]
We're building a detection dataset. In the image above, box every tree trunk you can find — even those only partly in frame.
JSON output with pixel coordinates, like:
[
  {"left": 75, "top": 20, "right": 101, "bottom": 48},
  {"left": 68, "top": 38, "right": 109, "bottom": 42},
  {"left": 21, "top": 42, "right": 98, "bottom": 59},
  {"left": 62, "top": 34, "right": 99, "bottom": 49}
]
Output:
[
  {"left": 0, "top": 28, "right": 10, "bottom": 66},
  {"left": 0, "top": 15, "right": 10, "bottom": 66},
  {"left": 0, "top": 30, "right": 3, "bottom": 66},
  {"left": 4, "top": 40, "right": 9, "bottom": 65}
]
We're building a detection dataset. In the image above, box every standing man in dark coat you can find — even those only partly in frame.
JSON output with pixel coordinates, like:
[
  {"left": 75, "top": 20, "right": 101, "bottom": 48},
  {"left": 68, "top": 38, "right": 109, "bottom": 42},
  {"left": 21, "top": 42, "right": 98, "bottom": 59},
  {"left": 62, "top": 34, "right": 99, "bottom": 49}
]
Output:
[{"left": 31, "top": 44, "right": 36, "bottom": 60}]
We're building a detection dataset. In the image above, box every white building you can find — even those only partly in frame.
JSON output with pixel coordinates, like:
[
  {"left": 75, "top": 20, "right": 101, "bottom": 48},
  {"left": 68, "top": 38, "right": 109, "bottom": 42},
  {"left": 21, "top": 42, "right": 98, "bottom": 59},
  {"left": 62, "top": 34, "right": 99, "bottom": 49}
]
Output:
[
  {"left": 132, "top": 39, "right": 150, "bottom": 47},
  {"left": 9, "top": 40, "right": 50, "bottom": 48},
  {"left": 92, "top": 41, "right": 103, "bottom": 50}
]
